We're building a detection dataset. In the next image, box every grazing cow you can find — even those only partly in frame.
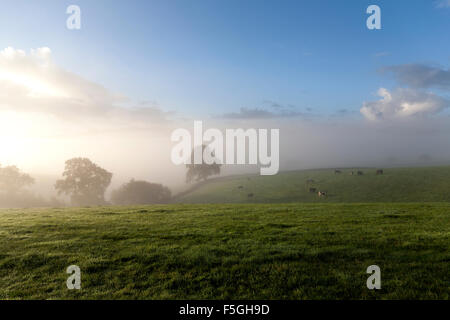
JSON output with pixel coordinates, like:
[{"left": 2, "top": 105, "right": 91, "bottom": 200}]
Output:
[
  {"left": 376, "top": 169, "right": 384, "bottom": 175},
  {"left": 357, "top": 171, "right": 363, "bottom": 176},
  {"left": 309, "top": 187, "right": 317, "bottom": 193},
  {"left": 248, "top": 193, "right": 254, "bottom": 198},
  {"left": 334, "top": 169, "right": 342, "bottom": 174},
  {"left": 238, "top": 185, "right": 244, "bottom": 189},
  {"left": 318, "top": 191, "right": 327, "bottom": 197}
]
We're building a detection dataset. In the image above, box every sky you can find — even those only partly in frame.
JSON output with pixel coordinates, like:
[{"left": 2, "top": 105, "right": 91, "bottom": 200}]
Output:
[
  {"left": 1, "top": 0, "right": 448, "bottom": 117},
  {"left": 0, "top": 0, "right": 449, "bottom": 196}
]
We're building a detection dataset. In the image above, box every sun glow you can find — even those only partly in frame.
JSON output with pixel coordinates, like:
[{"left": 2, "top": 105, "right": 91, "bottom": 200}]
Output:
[
  {"left": 0, "top": 70, "right": 67, "bottom": 98},
  {"left": 0, "top": 111, "right": 56, "bottom": 169}
]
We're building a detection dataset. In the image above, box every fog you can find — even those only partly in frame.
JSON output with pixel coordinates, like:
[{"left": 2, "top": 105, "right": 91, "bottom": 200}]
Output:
[
  {"left": 3, "top": 114, "right": 450, "bottom": 204},
  {"left": 1, "top": 46, "right": 450, "bottom": 204}
]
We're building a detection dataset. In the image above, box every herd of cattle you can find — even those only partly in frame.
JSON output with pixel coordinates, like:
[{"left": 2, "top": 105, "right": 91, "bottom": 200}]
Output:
[
  {"left": 236, "top": 169, "right": 385, "bottom": 199},
  {"left": 308, "top": 169, "right": 384, "bottom": 198},
  {"left": 334, "top": 169, "right": 383, "bottom": 176}
]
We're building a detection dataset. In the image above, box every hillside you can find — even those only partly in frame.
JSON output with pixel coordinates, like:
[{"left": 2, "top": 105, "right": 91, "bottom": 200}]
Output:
[
  {"left": 174, "top": 166, "right": 450, "bottom": 203},
  {"left": 0, "top": 203, "right": 448, "bottom": 299}
]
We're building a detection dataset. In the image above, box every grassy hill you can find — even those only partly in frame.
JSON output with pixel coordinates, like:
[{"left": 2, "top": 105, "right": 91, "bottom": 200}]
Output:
[
  {"left": 0, "top": 203, "right": 448, "bottom": 299},
  {"left": 175, "top": 166, "right": 450, "bottom": 203}
]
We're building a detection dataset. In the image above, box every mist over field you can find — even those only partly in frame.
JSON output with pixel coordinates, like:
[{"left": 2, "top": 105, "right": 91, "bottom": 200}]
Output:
[
  {"left": 5, "top": 115, "right": 450, "bottom": 203},
  {"left": 4, "top": 116, "right": 450, "bottom": 202}
]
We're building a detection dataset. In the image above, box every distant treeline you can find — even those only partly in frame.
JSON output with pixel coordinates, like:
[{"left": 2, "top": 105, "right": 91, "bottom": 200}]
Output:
[
  {"left": 0, "top": 159, "right": 172, "bottom": 208},
  {"left": 0, "top": 164, "right": 60, "bottom": 208},
  {"left": 0, "top": 149, "right": 221, "bottom": 208}
]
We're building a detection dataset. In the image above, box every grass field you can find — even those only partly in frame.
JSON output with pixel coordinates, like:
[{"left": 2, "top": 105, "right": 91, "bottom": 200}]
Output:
[
  {"left": 175, "top": 166, "right": 450, "bottom": 203},
  {"left": 0, "top": 203, "right": 448, "bottom": 299}
]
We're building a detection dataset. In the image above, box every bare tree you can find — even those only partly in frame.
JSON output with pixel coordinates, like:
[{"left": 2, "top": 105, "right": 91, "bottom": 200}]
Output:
[{"left": 186, "top": 145, "right": 221, "bottom": 183}]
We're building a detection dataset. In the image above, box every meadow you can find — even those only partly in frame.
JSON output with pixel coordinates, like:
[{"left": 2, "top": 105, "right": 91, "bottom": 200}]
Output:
[
  {"left": 0, "top": 202, "right": 448, "bottom": 299},
  {"left": 175, "top": 166, "right": 450, "bottom": 203}
]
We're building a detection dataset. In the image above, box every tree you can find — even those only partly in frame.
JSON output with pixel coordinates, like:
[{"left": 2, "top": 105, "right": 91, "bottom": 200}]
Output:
[
  {"left": 186, "top": 145, "right": 221, "bottom": 183},
  {"left": 0, "top": 164, "right": 42, "bottom": 208},
  {"left": 55, "top": 158, "right": 112, "bottom": 206},
  {"left": 111, "top": 179, "right": 171, "bottom": 205},
  {"left": 0, "top": 164, "right": 34, "bottom": 195}
]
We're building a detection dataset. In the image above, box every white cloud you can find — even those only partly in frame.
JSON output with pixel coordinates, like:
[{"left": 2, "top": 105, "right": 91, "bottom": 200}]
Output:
[
  {"left": 0, "top": 47, "right": 170, "bottom": 124},
  {"left": 435, "top": 0, "right": 450, "bottom": 8},
  {"left": 360, "top": 88, "right": 449, "bottom": 121}
]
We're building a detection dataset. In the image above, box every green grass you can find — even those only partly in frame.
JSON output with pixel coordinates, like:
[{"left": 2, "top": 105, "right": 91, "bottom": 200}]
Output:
[
  {"left": 0, "top": 203, "right": 448, "bottom": 299},
  {"left": 175, "top": 166, "right": 450, "bottom": 203}
]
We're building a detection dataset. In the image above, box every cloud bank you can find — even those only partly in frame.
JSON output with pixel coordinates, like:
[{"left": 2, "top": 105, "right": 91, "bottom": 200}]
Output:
[
  {"left": 382, "top": 64, "right": 450, "bottom": 90},
  {"left": 0, "top": 47, "right": 171, "bottom": 125},
  {"left": 360, "top": 88, "right": 449, "bottom": 121},
  {"left": 219, "top": 107, "right": 304, "bottom": 119},
  {"left": 361, "top": 64, "right": 450, "bottom": 121}
]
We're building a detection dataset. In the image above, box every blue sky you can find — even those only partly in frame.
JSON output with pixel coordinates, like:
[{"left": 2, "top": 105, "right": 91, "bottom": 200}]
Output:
[{"left": 0, "top": 0, "right": 449, "bottom": 118}]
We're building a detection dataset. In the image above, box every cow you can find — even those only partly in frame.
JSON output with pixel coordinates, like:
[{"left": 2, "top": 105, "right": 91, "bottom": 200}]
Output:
[
  {"left": 376, "top": 169, "right": 384, "bottom": 175},
  {"left": 248, "top": 193, "right": 254, "bottom": 198},
  {"left": 318, "top": 191, "right": 327, "bottom": 197},
  {"left": 357, "top": 171, "right": 363, "bottom": 176},
  {"left": 238, "top": 185, "right": 244, "bottom": 189},
  {"left": 309, "top": 187, "right": 317, "bottom": 193},
  {"left": 334, "top": 169, "right": 342, "bottom": 174}
]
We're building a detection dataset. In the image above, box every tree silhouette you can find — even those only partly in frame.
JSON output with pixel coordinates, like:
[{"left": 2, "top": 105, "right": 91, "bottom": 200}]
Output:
[
  {"left": 111, "top": 179, "right": 171, "bottom": 205},
  {"left": 0, "top": 164, "right": 34, "bottom": 195},
  {"left": 186, "top": 145, "right": 221, "bottom": 183},
  {"left": 55, "top": 158, "right": 112, "bottom": 206}
]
